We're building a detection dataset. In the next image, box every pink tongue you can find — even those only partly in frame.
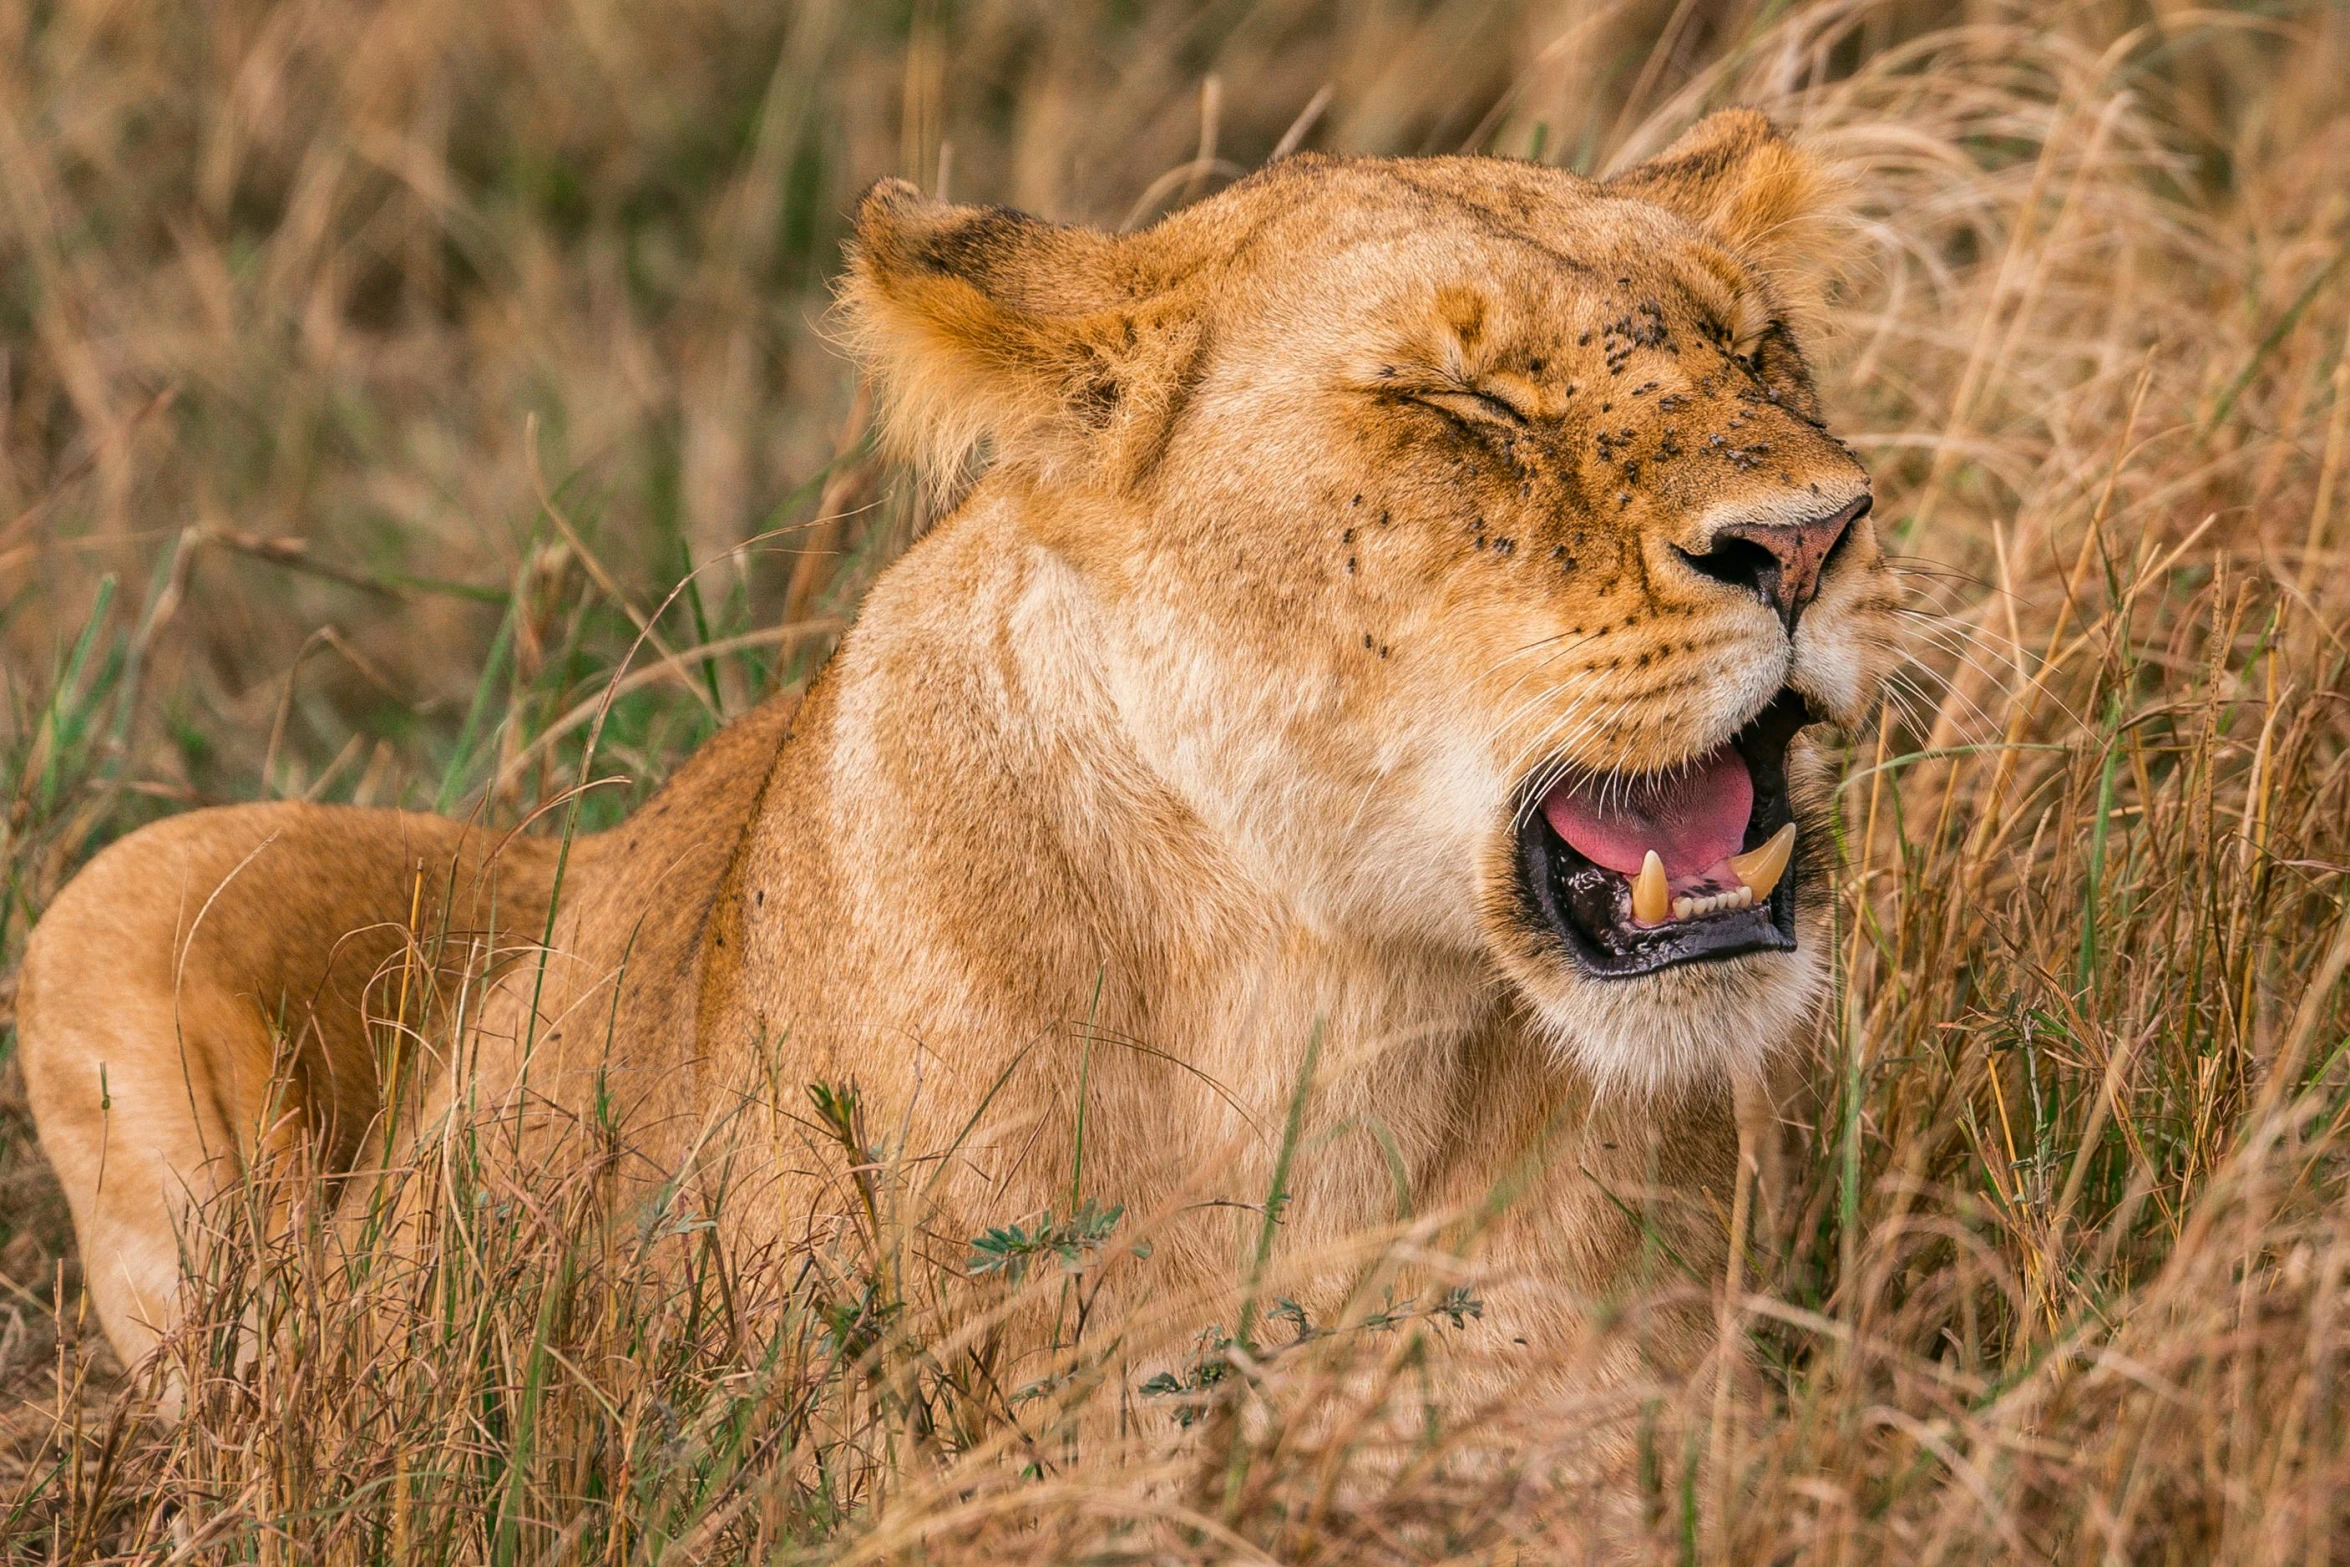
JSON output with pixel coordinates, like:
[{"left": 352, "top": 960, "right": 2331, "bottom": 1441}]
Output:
[{"left": 1540, "top": 744, "right": 1753, "bottom": 879}]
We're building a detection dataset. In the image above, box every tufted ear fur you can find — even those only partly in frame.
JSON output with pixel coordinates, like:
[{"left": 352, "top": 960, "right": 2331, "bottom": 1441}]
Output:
[
  {"left": 1606, "top": 109, "right": 1848, "bottom": 324},
  {"left": 837, "top": 179, "right": 1204, "bottom": 495}
]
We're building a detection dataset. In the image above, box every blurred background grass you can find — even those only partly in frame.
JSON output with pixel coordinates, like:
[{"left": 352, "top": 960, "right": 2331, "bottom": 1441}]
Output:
[{"left": 3, "top": 0, "right": 2350, "bottom": 1560}]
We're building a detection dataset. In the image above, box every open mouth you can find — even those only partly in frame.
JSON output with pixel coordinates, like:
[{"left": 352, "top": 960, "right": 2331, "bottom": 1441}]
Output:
[{"left": 1514, "top": 691, "right": 1813, "bottom": 978}]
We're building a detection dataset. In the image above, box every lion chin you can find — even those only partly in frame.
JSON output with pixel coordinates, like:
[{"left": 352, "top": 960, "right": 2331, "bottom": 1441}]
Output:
[{"left": 16, "top": 107, "right": 1897, "bottom": 1458}]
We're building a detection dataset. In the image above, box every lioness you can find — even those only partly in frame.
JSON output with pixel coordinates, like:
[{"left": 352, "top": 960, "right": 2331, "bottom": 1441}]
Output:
[{"left": 19, "top": 110, "right": 1892, "bottom": 1431}]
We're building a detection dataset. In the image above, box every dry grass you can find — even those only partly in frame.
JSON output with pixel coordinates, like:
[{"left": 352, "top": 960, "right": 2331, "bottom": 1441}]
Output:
[{"left": 4, "top": 0, "right": 2350, "bottom": 1560}]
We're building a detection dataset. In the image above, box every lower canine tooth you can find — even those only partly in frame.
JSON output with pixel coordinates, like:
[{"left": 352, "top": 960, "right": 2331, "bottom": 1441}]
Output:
[
  {"left": 1727, "top": 823, "right": 1796, "bottom": 900},
  {"left": 1633, "top": 850, "right": 1671, "bottom": 924}
]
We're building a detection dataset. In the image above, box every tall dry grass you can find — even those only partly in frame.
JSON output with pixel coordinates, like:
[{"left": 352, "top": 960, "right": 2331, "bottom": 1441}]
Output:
[{"left": 3, "top": 0, "right": 2349, "bottom": 1560}]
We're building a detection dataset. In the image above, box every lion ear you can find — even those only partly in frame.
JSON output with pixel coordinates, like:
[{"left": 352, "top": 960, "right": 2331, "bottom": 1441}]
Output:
[
  {"left": 837, "top": 180, "right": 1202, "bottom": 493},
  {"left": 1606, "top": 109, "right": 1846, "bottom": 316}
]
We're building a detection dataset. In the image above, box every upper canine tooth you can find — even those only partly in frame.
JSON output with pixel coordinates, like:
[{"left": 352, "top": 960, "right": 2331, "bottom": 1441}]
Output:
[
  {"left": 1633, "top": 850, "right": 1671, "bottom": 924},
  {"left": 1727, "top": 823, "right": 1796, "bottom": 901}
]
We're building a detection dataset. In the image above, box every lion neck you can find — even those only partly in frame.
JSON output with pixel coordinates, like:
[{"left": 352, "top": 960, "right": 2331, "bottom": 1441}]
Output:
[{"left": 777, "top": 480, "right": 1507, "bottom": 1200}]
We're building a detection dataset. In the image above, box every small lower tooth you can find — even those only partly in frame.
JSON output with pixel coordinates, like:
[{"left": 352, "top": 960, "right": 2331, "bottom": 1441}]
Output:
[{"left": 1663, "top": 886, "right": 1758, "bottom": 922}]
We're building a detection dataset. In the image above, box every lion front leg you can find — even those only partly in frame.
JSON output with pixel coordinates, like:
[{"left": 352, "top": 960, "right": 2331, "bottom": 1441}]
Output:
[{"left": 15, "top": 801, "right": 549, "bottom": 1388}]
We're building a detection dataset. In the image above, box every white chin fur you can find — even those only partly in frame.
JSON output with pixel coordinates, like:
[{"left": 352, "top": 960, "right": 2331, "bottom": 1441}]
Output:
[{"left": 1525, "top": 930, "right": 1828, "bottom": 1096}]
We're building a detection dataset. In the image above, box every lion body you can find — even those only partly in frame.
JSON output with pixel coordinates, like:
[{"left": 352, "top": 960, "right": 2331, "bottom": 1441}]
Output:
[{"left": 18, "top": 113, "right": 1895, "bottom": 1429}]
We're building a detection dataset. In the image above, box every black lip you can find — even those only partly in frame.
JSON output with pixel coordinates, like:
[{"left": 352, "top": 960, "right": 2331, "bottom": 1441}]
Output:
[{"left": 1512, "top": 690, "right": 1812, "bottom": 978}]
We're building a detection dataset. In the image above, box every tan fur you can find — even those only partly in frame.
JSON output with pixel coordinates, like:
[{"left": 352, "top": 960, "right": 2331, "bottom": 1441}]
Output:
[{"left": 19, "top": 112, "right": 1896, "bottom": 1436}]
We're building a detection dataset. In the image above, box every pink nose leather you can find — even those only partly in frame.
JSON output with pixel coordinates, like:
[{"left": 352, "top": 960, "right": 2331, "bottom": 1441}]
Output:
[{"left": 1713, "top": 495, "right": 1868, "bottom": 624}]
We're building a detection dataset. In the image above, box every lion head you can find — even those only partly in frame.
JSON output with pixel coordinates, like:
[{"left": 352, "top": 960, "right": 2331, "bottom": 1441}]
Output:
[{"left": 841, "top": 109, "right": 1898, "bottom": 1090}]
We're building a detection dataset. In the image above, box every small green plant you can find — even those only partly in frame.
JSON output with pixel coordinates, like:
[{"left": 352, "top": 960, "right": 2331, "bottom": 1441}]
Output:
[
  {"left": 966, "top": 1197, "right": 1147, "bottom": 1285},
  {"left": 1138, "top": 1288, "right": 1486, "bottom": 1428}
]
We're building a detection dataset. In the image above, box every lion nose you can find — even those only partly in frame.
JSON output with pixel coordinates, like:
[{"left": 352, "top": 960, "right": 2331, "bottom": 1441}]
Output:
[{"left": 1680, "top": 494, "right": 1870, "bottom": 630}]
